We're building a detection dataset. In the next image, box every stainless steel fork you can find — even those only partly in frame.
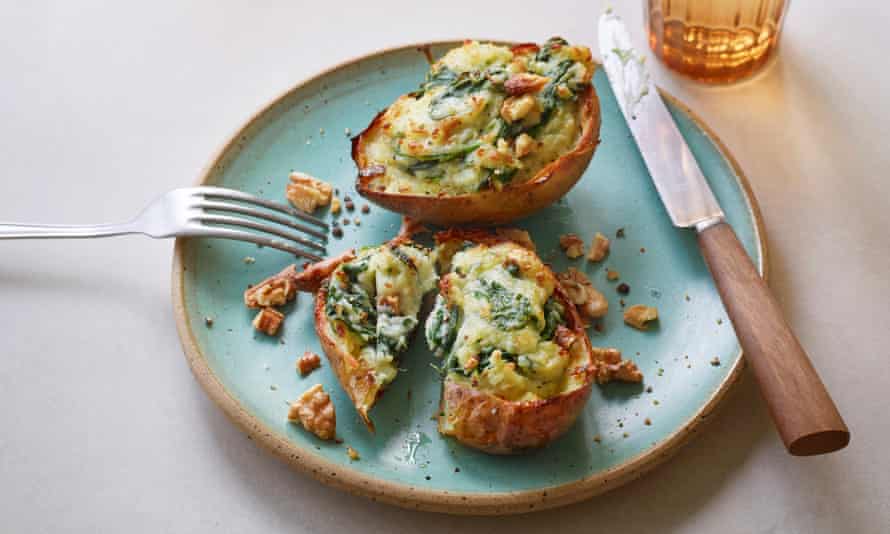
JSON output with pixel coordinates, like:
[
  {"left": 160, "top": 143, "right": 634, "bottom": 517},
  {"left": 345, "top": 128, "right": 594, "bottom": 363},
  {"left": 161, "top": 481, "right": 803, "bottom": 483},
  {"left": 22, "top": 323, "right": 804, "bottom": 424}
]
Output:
[{"left": 0, "top": 186, "right": 328, "bottom": 262}]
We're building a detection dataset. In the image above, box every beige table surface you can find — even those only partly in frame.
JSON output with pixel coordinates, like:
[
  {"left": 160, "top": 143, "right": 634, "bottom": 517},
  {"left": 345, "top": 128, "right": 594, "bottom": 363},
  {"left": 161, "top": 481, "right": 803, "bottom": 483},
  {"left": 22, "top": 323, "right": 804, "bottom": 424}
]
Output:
[{"left": 1, "top": 1, "right": 888, "bottom": 532}]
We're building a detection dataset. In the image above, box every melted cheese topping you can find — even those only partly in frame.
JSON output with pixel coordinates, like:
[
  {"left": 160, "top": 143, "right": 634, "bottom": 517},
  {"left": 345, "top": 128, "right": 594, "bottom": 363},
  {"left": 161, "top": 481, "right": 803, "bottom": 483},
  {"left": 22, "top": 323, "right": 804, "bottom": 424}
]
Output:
[
  {"left": 325, "top": 242, "right": 436, "bottom": 386},
  {"left": 427, "top": 240, "right": 577, "bottom": 401},
  {"left": 360, "top": 38, "right": 594, "bottom": 196}
]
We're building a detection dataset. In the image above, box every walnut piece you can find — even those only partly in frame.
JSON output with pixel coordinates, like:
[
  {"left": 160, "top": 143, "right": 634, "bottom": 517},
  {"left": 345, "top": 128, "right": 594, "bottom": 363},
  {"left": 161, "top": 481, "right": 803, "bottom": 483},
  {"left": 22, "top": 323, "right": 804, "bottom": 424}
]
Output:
[
  {"left": 590, "top": 347, "right": 643, "bottom": 384},
  {"left": 495, "top": 227, "right": 536, "bottom": 251},
  {"left": 287, "top": 384, "right": 336, "bottom": 440},
  {"left": 559, "top": 233, "right": 585, "bottom": 259},
  {"left": 504, "top": 73, "right": 550, "bottom": 95},
  {"left": 558, "top": 267, "right": 608, "bottom": 322},
  {"left": 330, "top": 197, "right": 342, "bottom": 215},
  {"left": 297, "top": 351, "right": 322, "bottom": 376},
  {"left": 244, "top": 265, "right": 299, "bottom": 308},
  {"left": 587, "top": 232, "right": 610, "bottom": 262},
  {"left": 624, "top": 304, "right": 659, "bottom": 330},
  {"left": 500, "top": 94, "right": 537, "bottom": 123},
  {"left": 514, "top": 133, "right": 536, "bottom": 158},
  {"left": 286, "top": 172, "right": 333, "bottom": 213},
  {"left": 252, "top": 307, "right": 284, "bottom": 336}
]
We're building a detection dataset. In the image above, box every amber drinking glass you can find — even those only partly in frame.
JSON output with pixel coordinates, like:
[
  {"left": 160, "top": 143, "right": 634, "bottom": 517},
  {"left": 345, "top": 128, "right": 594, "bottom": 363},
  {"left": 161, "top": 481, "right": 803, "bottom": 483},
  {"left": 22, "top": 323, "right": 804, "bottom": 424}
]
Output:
[{"left": 645, "top": 0, "right": 790, "bottom": 84}]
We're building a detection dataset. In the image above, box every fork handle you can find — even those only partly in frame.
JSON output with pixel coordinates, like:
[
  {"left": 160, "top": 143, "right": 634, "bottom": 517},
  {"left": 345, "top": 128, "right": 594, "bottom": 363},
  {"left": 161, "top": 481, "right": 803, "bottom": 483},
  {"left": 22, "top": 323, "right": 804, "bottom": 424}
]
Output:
[
  {"left": 697, "top": 221, "right": 849, "bottom": 455},
  {"left": 0, "top": 222, "right": 137, "bottom": 239}
]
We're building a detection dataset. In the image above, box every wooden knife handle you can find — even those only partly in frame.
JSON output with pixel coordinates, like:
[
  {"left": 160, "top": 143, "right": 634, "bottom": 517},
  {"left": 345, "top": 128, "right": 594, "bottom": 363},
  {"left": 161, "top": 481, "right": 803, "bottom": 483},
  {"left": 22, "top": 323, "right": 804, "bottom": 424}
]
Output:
[{"left": 697, "top": 221, "right": 849, "bottom": 455}]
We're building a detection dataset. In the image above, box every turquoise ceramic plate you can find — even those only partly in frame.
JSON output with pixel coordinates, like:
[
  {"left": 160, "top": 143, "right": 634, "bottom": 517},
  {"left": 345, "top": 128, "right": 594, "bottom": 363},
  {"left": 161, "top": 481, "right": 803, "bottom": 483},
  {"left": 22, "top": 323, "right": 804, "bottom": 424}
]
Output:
[{"left": 173, "top": 42, "right": 765, "bottom": 515}]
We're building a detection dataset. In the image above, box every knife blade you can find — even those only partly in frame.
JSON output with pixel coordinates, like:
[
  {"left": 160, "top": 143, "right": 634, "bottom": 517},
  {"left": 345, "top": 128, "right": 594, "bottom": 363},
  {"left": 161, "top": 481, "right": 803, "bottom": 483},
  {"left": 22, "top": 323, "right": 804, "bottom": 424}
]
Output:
[
  {"left": 597, "top": 11, "right": 849, "bottom": 456},
  {"left": 598, "top": 10, "right": 724, "bottom": 229}
]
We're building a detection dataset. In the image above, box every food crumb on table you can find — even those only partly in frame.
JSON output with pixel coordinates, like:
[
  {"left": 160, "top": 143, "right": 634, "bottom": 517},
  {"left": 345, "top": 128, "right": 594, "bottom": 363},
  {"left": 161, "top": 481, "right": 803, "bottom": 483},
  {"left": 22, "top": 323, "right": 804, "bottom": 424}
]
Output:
[
  {"left": 711, "top": 356, "right": 721, "bottom": 366},
  {"left": 243, "top": 256, "right": 256, "bottom": 264},
  {"left": 606, "top": 268, "right": 620, "bottom": 281},
  {"left": 346, "top": 446, "right": 360, "bottom": 461},
  {"left": 204, "top": 316, "right": 213, "bottom": 328}
]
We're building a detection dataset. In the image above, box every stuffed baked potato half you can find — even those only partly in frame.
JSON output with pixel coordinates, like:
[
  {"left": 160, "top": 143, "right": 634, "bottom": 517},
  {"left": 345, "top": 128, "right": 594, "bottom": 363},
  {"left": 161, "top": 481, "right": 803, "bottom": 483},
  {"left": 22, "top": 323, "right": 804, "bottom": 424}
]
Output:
[
  {"left": 296, "top": 236, "right": 437, "bottom": 432},
  {"left": 353, "top": 38, "right": 601, "bottom": 225},
  {"left": 425, "top": 230, "right": 596, "bottom": 453}
]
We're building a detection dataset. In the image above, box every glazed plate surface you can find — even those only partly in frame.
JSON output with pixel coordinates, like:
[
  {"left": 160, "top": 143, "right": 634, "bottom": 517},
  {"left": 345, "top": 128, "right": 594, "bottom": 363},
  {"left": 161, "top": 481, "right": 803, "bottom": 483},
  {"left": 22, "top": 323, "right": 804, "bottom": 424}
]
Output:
[{"left": 173, "top": 42, "right": 765, "bottom": 514}]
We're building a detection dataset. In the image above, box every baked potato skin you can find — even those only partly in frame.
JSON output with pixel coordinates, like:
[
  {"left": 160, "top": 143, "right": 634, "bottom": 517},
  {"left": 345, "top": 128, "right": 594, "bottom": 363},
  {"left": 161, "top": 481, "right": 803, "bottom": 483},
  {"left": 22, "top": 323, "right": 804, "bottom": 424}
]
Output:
[
  {"left": 352, "top": 45, "right": 602, "bottom": 226},
  {"left": 300, "top": 231, "right": 434, "bottom": 433},
  {"left": 313, "top": 282, "right": 380, "bottom": 432},
  {"left": 432, "top": 230, "right": 597, "bottom": 453}
]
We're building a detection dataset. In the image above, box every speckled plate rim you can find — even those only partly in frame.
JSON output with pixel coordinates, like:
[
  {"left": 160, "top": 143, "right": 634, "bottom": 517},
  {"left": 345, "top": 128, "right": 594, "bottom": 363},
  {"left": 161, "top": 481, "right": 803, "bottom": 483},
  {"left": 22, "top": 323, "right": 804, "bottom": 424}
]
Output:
[{"left": 171, "top": 40, "right": 768, "bottom": 515}]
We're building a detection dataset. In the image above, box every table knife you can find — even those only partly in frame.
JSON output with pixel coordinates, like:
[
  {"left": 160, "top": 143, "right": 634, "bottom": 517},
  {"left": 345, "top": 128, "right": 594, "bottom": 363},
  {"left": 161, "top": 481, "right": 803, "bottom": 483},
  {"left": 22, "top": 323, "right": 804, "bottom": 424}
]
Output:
[{"left": 597, "top": 11, "right": 849, "bottom": 455}]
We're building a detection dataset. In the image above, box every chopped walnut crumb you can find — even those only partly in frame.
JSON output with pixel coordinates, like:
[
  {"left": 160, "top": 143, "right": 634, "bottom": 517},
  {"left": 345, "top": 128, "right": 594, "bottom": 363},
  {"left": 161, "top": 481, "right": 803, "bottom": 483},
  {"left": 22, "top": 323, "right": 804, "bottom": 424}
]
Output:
[
  {"left": 297, "top": 351, "right": 322, "bottom": 376},
  {"left": 346, "top": 446, "right": 360, "bottom": 461},
  {"left": 711, "top": 357, "right": 721, "bottom": 366},
  {"left": 587, "top": 232, "right": 610, "bottom": 262},
  {"left": 590, "top": 347, "right": 644, "bottom": 384},
  {"left": 330, "top": 197, "right": 342, "bottom": 215},
  {"left": 244, "top": 265, "right": 300, "bottom": 308},
  {"left": 495, "top": 227, "right": 536, "bottom": 251},
  {"left": 504, "top": 72, "right": 550, "bottom": 95},
  {"left": 204, "top": 316, "right": 214, "bottom": 327},
  {"left": 559, "top": 233, "right": 585, "bottom": 259},
  {"left": 558, "top": 268, "right": 608, "bottom": 322},
  {"left": 287, "top": 384, "right": 336, "bottom": 440},
  {"left": 514, "top": 133, "right": 536, "bottom": 158},
  {"left": 286, "top": 172, "right": 333, "bottom": 213},
  {"left": 606, "top": 269, "right": 620, "bottom": 281},
  {"left": 500, "top": 93, "right": 537, "bottom": 123},
  {"left": 253, "top": 308, "right": 284, "bottom": 335},
  {"left": 624, "top": 304, "right": 659, "bottom": 330},
  {"left": 361, "top": 204, "right": 370, "bottom": 214},
  {"left": 243, "top": 256, "right": 256, "bottom": 264}
]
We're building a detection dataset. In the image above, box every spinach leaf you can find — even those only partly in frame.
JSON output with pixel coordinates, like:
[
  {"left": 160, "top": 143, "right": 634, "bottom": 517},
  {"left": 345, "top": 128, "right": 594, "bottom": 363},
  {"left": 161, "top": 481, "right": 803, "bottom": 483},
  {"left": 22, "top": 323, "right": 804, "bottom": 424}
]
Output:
[
  {"left": 428, "top": 70, "right": 489, "bottom": 120},
  {"left": 532, "top": 59, "right": 576, "bottom": 135},
  {"left": 325, "top": 279, "right": 376, "bottom": 342},
  {"left": 426, "top": 295, "right": 460, "bottom": 359},
  {"left": 540, "top": 296, "right": 565, "bottom": 341},
  {"left": 535, "top": 37, "right": 569, "bottom": 63},
  {"left": 472, "top": 277, "right": 534, "bottom": 331},
  {"left": 376, "top": 313, "right": 417, "bottom": 357},
  {"left": 341, "top": 257, "right": 369, "bottom": 283}
]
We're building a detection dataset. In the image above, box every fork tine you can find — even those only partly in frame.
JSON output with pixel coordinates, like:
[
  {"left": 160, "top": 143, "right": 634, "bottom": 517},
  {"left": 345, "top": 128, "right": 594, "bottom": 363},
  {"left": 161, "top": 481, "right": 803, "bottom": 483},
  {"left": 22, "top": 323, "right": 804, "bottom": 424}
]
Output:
[
  {"left": 193, "top": 186, "right": 328, "bottom": 230},
  {"left": 197, "top": 200, "right": 328, "bottom": 241},
  {"left": 196, "top": 227, "right": 324, "bottom": 262},
  {"left": 196, "top": 214, "right": 327, "bottom": 253}
]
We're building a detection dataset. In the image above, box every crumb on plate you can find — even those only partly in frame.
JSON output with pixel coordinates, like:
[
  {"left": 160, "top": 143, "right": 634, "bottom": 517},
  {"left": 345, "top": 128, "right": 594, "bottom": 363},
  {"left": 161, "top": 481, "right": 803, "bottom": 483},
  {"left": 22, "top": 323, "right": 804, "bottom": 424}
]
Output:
[
  {"left": 559, "top": 233, "right": 585, "bottom": 259},
  {"left": 590, "top": 347, "right": 643, "bottom": 384},
  {"left": 286, "top": 172, "right": 333, "bottom": 213},
  {"left": 558, "top": 268, "right": 608, "bottom": 322},
  {"left": 624, "top": 304, "right": 658, "bottom": 330},
  {"left": 587, "top": 232, "right": 610, "bottom": 262},
  {"left": 252, "top": 307, "right": 284, "bottom": 336},
  {"left": 297, "top": 351, "right": 322, "bottom": 376},
  {"left": 287, "top": 384, "right": 336, "bottom": 441}
]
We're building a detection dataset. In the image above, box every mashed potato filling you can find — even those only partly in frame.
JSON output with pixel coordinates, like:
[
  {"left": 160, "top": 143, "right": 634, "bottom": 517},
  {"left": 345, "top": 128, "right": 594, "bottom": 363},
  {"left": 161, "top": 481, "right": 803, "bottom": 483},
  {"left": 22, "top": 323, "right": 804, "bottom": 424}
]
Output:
[
  {"left": 426, "top": 241, "right": 576, "bottom": 401},
  {"left": 361, "top": 38, "right": 594, "bottom": 196},
  {"left": 325, "top": 243, "right": 436, "bottom": 385}
]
